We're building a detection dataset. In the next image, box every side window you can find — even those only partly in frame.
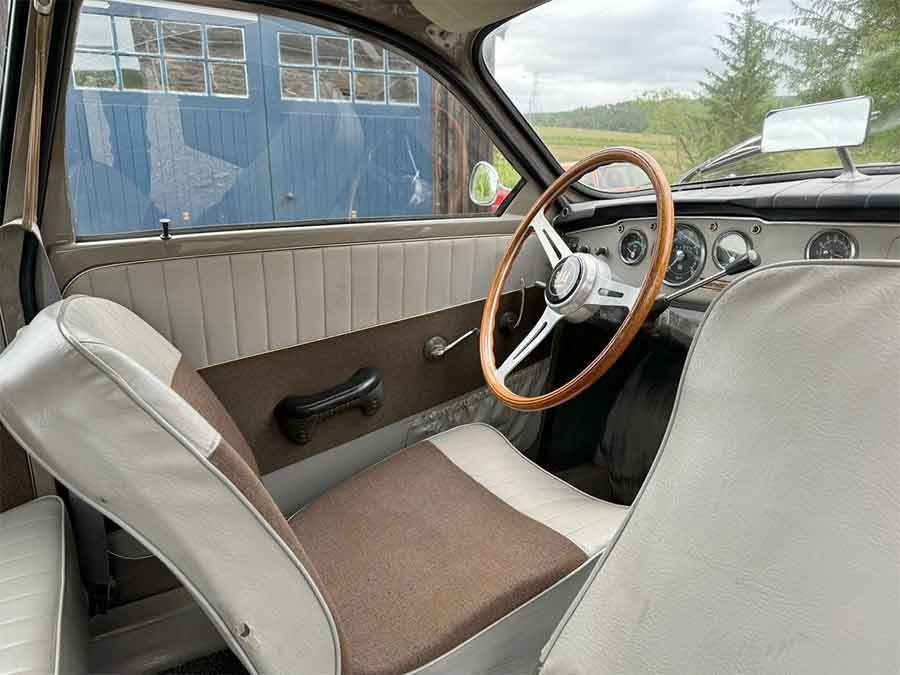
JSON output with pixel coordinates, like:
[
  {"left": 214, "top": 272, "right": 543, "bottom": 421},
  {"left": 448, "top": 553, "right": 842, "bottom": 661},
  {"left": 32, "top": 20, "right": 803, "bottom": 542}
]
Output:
[{"left": 64, "top": 1, "right": 521, "bottom": 237}]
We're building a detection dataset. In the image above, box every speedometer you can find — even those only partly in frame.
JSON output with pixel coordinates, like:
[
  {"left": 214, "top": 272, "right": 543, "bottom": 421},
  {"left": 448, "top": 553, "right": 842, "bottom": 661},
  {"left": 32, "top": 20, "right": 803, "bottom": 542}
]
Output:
[
  {"left": 665, "top": 224, "right": 706, "bottom": 287},
  {"left": 805, "top": 229, "right": 857, "bottom": 260}
]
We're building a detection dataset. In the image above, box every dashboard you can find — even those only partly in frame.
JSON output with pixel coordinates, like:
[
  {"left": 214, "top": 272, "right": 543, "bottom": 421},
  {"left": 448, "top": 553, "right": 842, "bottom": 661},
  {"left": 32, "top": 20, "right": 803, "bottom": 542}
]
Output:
[{"left": 566, "top": 216, "right": 900, "bottom": 308}]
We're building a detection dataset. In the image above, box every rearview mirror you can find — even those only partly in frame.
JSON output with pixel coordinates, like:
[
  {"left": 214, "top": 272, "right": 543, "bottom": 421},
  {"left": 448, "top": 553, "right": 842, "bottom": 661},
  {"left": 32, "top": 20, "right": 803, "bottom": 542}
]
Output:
[
  {"left": 761, "top": 96, "right": 872, "bottom": 154},
  {"left": 469, "top": 161, "right": 500, "bottom": 207}
]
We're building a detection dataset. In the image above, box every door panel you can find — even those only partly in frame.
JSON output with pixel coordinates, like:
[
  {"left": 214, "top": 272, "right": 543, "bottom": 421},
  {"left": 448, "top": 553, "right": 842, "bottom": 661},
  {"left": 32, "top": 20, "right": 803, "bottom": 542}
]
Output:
[
  {"left": 52, "top": 0, "right": 545, "bottom": 470},
  {"left": 64, "top": 235, "right": 547, "bottom": 368},
  {"left": 201, "top": 288, "right": 548, "bottom": 472}
]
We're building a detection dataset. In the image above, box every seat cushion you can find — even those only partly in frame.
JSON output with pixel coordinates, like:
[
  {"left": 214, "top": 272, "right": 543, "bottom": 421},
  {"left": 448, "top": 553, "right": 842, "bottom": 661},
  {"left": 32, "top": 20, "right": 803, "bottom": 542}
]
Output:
[
  {"left": 289, "top": 424, "right": 627, "bottom": 675},
  {"left": 0, "top": 496, "right": 88, "bottom": 675},
  {"left": 430, "top": 424, "right": 629, "bottom": 557}
]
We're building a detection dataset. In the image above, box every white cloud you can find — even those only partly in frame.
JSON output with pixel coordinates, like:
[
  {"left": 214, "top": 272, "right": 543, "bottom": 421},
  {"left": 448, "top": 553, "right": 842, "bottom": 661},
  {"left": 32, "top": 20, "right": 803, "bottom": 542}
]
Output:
[{"left": 490, "top": 0, "right": 796, "bottom": 113}]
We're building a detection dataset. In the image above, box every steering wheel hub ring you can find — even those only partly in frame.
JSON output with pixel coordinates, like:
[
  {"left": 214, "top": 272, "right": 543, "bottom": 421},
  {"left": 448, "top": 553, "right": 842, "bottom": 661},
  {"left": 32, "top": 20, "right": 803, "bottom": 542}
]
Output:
[
  {"left": 545, "top": 253, "right": 604, "bottom": 320},
  {"left": 545, "top": 256, "right": 584, "bottom": 305}
]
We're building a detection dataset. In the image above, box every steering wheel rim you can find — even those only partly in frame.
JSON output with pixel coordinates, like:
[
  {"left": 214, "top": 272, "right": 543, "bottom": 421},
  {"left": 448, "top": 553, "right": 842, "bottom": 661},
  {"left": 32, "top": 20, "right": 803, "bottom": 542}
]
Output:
[{"left": 479, "top": 147, "right": 675, "bottom": 412}]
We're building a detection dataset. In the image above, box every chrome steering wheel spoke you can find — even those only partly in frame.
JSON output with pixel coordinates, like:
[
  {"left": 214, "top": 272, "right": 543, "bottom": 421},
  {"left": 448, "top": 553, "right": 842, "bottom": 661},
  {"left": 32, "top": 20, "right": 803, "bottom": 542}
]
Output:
[
  {"left": 530, "top": 210, "right": 571, "bottom": 266},
  {"left": 585, "top": 277, "right": 641, "bottom": 310},
  {"left": 496, "top": 305, "right": 561, "bottom": 384}
]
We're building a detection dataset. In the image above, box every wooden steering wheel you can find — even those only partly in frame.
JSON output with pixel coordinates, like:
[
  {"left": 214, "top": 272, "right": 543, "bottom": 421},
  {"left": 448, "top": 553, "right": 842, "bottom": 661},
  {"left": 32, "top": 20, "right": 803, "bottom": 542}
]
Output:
[{"left": 479, "top": 147, "right": 675, "bottom": 411}]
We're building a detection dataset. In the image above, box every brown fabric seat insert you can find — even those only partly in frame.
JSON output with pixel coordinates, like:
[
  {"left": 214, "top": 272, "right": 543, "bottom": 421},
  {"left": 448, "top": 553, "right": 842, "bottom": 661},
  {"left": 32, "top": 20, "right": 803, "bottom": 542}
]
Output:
[
  {"left": 172, "top": 358, "right": 260, "bottom": 474},
  {"left": 289, "top": 441, "right": 587, "bottom": 675}
]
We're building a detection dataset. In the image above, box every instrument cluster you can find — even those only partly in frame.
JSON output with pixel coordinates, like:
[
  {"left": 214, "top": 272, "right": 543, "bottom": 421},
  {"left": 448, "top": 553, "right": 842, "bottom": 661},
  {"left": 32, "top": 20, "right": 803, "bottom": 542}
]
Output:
[{"left": 570, "top": 215, "right": 899, "bottom": 304}]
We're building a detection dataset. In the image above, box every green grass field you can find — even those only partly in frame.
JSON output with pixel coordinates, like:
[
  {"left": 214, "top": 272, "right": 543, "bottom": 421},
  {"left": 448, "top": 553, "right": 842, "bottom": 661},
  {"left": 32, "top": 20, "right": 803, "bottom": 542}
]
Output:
[
  {"left": 494, "top": 127, "right": 683, "bottom": 187},
  {"left": 494, "top": 126, "right": 850, "bottom": 189},
  {"left": 535, "top": 126, "right": 683, "bottom": 179}
]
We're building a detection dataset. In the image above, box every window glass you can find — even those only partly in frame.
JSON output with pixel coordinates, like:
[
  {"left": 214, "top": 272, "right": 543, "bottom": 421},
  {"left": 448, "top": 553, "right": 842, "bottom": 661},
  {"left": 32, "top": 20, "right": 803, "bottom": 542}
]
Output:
[
  {"left": 72, "top": 52, "right": 117, "bottom": 89},
  {"left": 119, "top": 55, "right": 163, "bottom": 91},
  {"left": 75, "top": 13, "right": 113, "bottom": 50},
  {"left": 353, "top": 39, "right": 384, "bottom": 70},
  {"left": 207, "top": 26, "right": 244, "bottom": 60},
  {"left": 487, "top": 0, "right": 900, "bottom": 190},
  {"left": 209, "top": 63, "right": 247, "bottom": 97},
  {"left": 65, "top": 2, "right": 522, "bottom": 237},
  {"left": 389, "top": 75, "right": 417, "bottom": 105},
  {"left": 280, "top": 67, "right": 315, "bottom": 99},
  {"left": 279, "top": 33, "right": 312, "bottom": 65},
  {"left": 354, "top": 72, "right": 385, "bottom": 103},
  {"left": 114, "top": 18, "right": 159, "bottom": 53},
  {"left": 165, "top": 59, "right": 206, "bottom": 94},
  {"left": 318, "top": 69, "right": 350, "bottom": 101},
  {"left": 387, "top": 52, "right": 416, "bottom": 73},
  {"left": 162, "top": 21, "right": 203, "bottom": 56},
  {"left": 316, "top": 36, "right": 349, "bottom": 68}
]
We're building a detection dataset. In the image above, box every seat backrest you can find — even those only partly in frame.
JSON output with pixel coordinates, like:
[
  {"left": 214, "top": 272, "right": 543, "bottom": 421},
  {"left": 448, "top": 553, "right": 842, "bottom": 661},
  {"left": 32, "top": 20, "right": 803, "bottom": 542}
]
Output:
[
  {"left": 0, "top": 296, "right": 341, "bottom": 674},
  {"left": 541, "top": 260, "right": 900, "bottom": 674}
]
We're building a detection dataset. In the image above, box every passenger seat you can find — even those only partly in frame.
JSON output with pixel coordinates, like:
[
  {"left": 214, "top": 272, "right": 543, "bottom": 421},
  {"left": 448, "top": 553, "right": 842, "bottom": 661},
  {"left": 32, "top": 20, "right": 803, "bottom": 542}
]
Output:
[{"left": 0, "top": 496, "right": 88, "bottom": 674}]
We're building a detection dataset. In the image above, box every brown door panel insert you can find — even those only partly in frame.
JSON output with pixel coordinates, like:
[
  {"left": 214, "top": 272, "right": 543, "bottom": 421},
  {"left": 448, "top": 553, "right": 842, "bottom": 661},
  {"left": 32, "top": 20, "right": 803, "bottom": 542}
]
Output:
[{"left": 201, "top": 289, "right": 547, "bottom": 473}]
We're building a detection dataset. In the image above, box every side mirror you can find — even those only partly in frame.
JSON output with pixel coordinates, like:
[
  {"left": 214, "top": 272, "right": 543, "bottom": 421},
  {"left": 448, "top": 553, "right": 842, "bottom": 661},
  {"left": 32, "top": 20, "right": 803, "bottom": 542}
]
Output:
[
  {"left": 468, "top": 161, "right": 500, "bottom": 207},
  {"left": 761, "top": 96, "right": 872, "bottom": 153}
]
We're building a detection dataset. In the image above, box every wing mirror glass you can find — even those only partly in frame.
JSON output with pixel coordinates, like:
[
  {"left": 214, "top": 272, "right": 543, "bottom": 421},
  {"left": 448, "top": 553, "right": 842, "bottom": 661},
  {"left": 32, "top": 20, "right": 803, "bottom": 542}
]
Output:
[
  {"left": 468, "top": 161, "right": 501, "bottom": 207},
  {"left": 761, "top": 96, "right": 872, "bottom": 154}
]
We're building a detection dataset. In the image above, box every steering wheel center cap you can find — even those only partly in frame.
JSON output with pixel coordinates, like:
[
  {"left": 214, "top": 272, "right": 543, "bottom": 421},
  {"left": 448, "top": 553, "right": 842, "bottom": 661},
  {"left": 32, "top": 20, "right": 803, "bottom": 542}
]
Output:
[{"left": 546, "top": 256, "right": 583, "bottom": 305}]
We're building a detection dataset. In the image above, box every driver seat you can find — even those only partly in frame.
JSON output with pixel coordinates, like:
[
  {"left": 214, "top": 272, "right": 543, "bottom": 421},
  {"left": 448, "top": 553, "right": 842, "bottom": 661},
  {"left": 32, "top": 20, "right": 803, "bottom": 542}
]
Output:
[{"left": 0, "top": 295, "right": 627, "bottom": 675}]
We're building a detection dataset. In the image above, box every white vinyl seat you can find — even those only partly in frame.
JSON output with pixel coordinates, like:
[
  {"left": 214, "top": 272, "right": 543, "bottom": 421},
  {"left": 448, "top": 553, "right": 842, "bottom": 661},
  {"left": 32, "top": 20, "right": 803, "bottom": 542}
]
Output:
[
  {"left": 0, "top": 496, "right": 88, "bottom": 675},
  {"left": 0, "top": 295, "right": 626, "bottom": 675}
]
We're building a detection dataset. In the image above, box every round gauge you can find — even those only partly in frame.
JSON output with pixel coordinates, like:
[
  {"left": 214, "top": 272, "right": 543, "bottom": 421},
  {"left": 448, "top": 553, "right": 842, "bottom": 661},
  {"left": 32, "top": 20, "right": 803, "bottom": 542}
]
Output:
[
  {"left": 806, "top": 229, "right": 857, "bottom": 260},
  {"left": 665, "top": 224, "right": 706, "bottom": 287},
  {"left": 713, "top": 231, "right": 752, "bottom": 269},
  {"left": 619, "top": 229, "right": 648, "bottom": 265}
]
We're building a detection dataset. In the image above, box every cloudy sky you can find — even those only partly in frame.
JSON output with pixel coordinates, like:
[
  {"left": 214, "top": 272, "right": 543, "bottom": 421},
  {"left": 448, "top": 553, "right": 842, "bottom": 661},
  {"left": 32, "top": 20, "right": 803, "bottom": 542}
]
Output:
[{"left": 491, "top": 0, "right": 796, "bottom": 113}]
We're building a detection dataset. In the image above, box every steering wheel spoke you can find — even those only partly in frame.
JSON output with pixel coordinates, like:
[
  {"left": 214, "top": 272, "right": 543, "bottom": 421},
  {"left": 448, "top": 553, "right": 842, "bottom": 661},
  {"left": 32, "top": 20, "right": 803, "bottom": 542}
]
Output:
[
  {"left": 497, "top": 305, "right": 561, "bottom": 384},
  {"left": 530, "top": 210, "right": 571, "bottom": 266},
  {"left": 586, "top": 277, "right": 641, "bottom": 310}
]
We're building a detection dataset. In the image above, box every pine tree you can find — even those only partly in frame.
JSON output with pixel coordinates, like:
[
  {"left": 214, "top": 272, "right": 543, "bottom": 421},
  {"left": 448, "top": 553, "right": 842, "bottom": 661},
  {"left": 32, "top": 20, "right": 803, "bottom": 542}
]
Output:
[
  {"left": 774, "top": 0, "right": 862, "bottom": 102},
  {"left": 775, "top": 0, "right": 900, "bottom": 160},
  {"left": 701, "top": 0, "right": 779, "bottom": 151}
]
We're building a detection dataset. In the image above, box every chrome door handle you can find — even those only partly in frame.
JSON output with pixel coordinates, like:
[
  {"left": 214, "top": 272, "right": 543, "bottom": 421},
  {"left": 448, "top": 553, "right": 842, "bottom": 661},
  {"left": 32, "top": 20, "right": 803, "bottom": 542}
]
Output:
[{"left": 423, "top": 328, "right": 479, "bottom": 360}]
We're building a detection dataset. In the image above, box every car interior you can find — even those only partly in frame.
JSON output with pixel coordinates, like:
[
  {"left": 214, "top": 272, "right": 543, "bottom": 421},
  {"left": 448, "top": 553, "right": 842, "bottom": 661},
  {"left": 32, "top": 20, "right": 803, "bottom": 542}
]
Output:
[{"left": 0, "top": 0, "right": 897, "bottom": 673}]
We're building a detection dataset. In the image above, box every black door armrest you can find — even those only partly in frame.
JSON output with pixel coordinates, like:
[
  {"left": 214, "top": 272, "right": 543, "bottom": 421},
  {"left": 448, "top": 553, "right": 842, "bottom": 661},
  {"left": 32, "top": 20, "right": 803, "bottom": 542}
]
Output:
[{"left": 274, "top": 367, "right": 384, "bottom": 444}]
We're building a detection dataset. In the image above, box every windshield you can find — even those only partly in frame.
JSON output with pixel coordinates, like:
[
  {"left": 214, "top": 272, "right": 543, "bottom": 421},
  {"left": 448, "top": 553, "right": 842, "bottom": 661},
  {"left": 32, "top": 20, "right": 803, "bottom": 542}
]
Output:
[{"left": 485, "top": 0, "right": 900, "bottom": 190}]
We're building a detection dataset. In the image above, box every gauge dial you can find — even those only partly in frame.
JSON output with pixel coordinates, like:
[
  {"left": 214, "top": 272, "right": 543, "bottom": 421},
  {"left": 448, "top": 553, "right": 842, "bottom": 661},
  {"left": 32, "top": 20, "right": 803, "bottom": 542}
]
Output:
[
  {"left": 806, "top": 229, "right": 857, "bottom": 260},
  {"left": 713, "top": 231, "right": 752, "bottom": 269},
  {"left": 665, "top": 224, "right": 706, "bottom": 287},
  {"left": 619, "top": 229, "right": 648, "bottom": 265}
]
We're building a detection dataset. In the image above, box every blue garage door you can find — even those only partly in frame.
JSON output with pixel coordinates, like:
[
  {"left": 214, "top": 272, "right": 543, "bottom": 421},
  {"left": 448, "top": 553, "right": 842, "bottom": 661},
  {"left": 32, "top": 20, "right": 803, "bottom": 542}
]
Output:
[{"left": 260, "top": 16, "right": 433, "bottom": 222}]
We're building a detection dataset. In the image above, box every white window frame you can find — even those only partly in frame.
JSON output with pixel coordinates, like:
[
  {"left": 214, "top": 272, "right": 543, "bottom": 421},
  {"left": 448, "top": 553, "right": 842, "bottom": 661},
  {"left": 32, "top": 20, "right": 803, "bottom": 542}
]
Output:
[
  {"left": 205, "top": 24, "right": 249, "bottom": 98},
  {"left": 279, "top": 66, "right": 317, "bottom": 101},
  {"left": 72, "top": 13, "right": 249, "bottom": 99},
  {"left": 276, "top": 31, "right": 419, "bottom": 106},
  {"left": 72, "top": 14, "right": 119, "bottom": 91},
  {"left": 277, "top": 32, "right": 317, "bottom": 101},
  {"left": 351, "top": 38, "right": 385, "bottom": 72},
  {"left": 387, "top": 73, "right": 419, "bottom": 106},
  {"left": 352, "top": 71, "right": 386, "bottom": 105}
]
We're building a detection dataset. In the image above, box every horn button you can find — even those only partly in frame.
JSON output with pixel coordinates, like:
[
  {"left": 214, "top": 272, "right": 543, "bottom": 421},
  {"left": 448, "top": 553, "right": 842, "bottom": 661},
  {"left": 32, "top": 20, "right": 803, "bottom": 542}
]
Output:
[{"left": 545, "top": 256, "right": 583, "bottom": 305}]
